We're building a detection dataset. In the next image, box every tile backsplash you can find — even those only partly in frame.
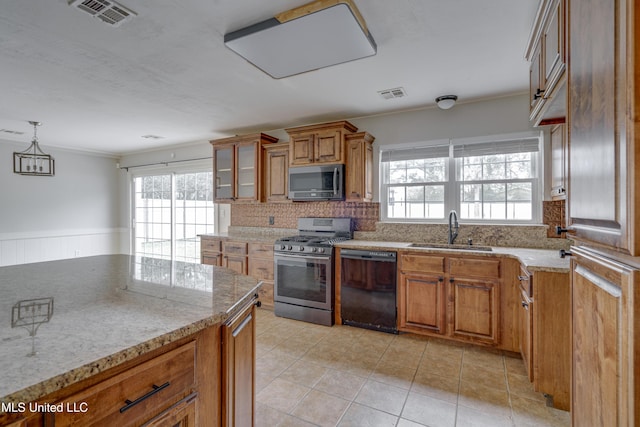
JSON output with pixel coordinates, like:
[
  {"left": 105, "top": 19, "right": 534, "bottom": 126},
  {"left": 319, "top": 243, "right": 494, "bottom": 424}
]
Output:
[
  {"left": 228, "top": 199, "right": 569, "bottom": 250},
  {"left": 230, "top": 202, "right": 380, "bottom": 231}
]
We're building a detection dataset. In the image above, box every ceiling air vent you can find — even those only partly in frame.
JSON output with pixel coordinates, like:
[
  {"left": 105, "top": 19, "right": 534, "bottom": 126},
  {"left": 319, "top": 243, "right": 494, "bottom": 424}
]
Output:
[
  {"left": 378, "top": 87, "right": 407, "bottom": 100},
  {"left": 69, "top": 0, "right": 137, "bottom": 27}
]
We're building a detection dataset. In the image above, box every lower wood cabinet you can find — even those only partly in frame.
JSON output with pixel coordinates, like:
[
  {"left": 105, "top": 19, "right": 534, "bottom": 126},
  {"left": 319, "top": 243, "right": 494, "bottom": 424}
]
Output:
[
  {"left": 247, "top": 243, "right": 274, "bottom": 308},
  {"left": 222, "top": 241, "right": 248, "bottom": 275},
  {"left": 398, "top": 252, "right": 507, "bottom": 348},
  {"left": 517, "top": 266, "right": 570, "bottom": 410},
  {"left": 399, "top": 273, "right": 446, "bottom": 335},
  {"left": 222, "top": 297, "right": 256, "bottom": 427},
  {"left": 143, "top": 393, "right": 197, "bottom": 427},
  {"left": 570, "top": 246, "right": 639, "bottom": 426},
  {"left": 451, "top": 278, "right": 499, "bottom": 343},
  {"left": 53, "top": 342, "right": 197, "bottom": 426}
]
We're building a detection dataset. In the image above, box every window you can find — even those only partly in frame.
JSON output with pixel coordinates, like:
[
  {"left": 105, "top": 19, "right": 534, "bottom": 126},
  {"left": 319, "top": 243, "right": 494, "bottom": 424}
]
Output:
[
  {"left": 381, "top": 133, "right": 541, "bottom": 223},
  {"left": 132, "top": 169, "right": 215, "bottom": 263}
]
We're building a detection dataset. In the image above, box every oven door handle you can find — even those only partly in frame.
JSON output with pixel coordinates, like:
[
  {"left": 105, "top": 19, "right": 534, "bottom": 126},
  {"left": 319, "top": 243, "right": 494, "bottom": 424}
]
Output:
[{"left": 275, "top": 253, "right": 331, "bottom": 262}]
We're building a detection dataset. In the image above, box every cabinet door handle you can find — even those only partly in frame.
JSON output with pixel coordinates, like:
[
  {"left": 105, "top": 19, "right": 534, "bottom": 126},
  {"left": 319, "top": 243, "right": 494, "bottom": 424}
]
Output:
[
  {"left": 533, "top": 88, "right": 545, "bottom": 99},
  {"left": 521, "top": 301, "right": 529, "bottom": 310},
  {"left": 120, "top": 382, "right": 170, "bottom": 413},
  {"left": 518, "top": 275, "right": 528, "bottom": 281},
  {"left": 559, "top": 249, "right": 573, "bottom": 258}
]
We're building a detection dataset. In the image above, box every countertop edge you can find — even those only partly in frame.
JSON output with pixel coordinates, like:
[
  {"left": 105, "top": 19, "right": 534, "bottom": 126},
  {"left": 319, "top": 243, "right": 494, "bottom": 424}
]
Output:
[{"left": 335, "top": 241, "right": 570, "bottom": 273}]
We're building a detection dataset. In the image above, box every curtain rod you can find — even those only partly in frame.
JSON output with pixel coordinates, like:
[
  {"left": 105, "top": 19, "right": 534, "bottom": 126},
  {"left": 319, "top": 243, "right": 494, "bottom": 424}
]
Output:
[{"left": 118, "top": 156, "right": 213, "bottom": 171}]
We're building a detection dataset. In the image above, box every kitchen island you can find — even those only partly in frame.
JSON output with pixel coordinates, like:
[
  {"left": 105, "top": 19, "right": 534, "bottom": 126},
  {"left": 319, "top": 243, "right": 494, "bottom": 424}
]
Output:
[{"left": 0, "top": 254, "right": 261, "bottom": 426}]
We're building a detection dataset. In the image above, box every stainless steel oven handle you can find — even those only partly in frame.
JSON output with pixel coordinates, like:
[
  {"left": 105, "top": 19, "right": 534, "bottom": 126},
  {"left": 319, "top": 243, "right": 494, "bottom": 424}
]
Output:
[
  {"left": 333, "top": 167, "right": 338, "bottom": 196},
  {"left": 275, "top": 253, "right": 331, "bottom": 262}
]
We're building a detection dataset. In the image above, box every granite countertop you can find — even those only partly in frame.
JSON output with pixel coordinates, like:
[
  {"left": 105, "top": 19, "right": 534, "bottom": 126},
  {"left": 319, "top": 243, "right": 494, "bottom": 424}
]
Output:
[
  {"left": 336, "top": 240, "right": 570, "bottom": 273},
  {"left": 0, "top": 255, "right": 261, "bottom": 405}
]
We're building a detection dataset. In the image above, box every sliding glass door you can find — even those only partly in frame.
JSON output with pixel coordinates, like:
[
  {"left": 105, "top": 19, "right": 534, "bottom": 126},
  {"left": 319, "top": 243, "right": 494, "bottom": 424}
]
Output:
[{"left": 132, "top": 171, "right": 214, "bottom": 263}]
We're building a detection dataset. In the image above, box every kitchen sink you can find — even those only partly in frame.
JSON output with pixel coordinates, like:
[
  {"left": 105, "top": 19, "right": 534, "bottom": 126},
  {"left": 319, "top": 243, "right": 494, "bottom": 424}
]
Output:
[{"left": 409, "top": 243, "right": 493, "bottom": 252}]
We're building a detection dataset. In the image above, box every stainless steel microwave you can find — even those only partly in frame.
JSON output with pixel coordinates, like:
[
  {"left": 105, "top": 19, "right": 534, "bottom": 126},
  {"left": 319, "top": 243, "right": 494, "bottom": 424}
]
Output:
[{"left": 288, "top": 164, "right": 345, "bottom": 201}]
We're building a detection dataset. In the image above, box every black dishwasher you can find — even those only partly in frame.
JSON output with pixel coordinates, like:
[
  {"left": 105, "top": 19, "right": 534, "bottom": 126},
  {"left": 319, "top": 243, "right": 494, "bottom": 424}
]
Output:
[{"left": 340, "top": 249, "right": 397, "bottom": 334}]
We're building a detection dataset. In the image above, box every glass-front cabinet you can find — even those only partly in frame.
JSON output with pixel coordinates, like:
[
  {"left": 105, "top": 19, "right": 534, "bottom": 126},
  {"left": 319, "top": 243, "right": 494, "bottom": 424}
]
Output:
[
  {"left": 210, "top": 133, "right": 278, "bottom": 202},
  {"left": 214, "top": 145, "right": 233, "bottom": 200}
]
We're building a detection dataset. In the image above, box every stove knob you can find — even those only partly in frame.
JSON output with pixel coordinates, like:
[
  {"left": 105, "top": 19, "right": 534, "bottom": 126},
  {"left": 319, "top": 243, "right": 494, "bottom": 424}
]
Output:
[
  {"left": 280, "top": 244, "right": 286, "bottom": 250},
  {"left": 311, "top": 247, "right": 318, "bottom": 253},
  {"left": 319, "top": 247, "right": 326, "bottom": 253},
  {"left": 287, "top": 245, "right": 293, "bottom": 251},
  {"left": 299, "top": 246, "right": 305, "bottom": 251}
]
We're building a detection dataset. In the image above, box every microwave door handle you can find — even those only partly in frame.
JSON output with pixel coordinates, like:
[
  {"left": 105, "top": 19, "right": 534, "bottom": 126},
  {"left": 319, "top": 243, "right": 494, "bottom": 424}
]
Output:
[{"left": 333, "top": 167, "right": 338, "bottom": 196}]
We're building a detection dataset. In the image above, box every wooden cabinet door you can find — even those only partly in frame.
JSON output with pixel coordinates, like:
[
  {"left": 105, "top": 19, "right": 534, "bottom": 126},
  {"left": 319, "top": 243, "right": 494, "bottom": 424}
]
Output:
[
  {"left": 543, "top": 0, "right": 565, "bottom": 94},
  {"left": 451, "top": 278, "right": 499, "bottom": 344},
  {"left": 214, "top": 145, "right": 234, "bottom": 201},
  {"left": 345, "top": 132, "right": 374, "bottom": 202},
  {"left": 224, "top": 255, "right": 247, "bottom": 275},
  {"left": 529, "top": 42, "right": 543, "bottom": 116},
  {"left": 567, "top": 0, "right": 639, "bottom": 254},
  {"left": 264, "top": 144, "right": 289, "bottom": 202},
  {"left": 571, "top": 247, "right": 638, "bottom": 427},
  {"left": 399, "top": 273, "right": 446, "bottom": 335},
  {"left": 290, "top": 134, "right": 315, "bottom": 166},
  {"left": 223, "top": 300, "right": 256, "bottom": 427},
  {"left": 144, "top": 394, "right": 197, "bottom": 427},
  {"left": 315, "top": 130, "right": 342, "bottom": 163},
  {"left": 234, "top": 142, "right": 258, "bottom": 201},
  {"left": 519, "top": 289, "right": 533, "bottom": 382}
]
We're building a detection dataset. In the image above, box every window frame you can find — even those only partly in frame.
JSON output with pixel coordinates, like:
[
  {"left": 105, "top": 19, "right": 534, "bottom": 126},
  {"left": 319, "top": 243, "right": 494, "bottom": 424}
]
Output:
[
  {"left": 379, "top": 131, "right": 543, "bottom": 224},
  {"left": 129, "top": 159, "right": 216, "bottom": 263}
]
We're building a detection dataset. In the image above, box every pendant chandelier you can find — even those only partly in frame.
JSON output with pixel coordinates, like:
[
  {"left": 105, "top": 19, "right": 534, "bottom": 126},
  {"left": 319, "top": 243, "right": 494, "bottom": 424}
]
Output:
[{"left": 13, "top": 121, "right": 55, "bottom": 176}]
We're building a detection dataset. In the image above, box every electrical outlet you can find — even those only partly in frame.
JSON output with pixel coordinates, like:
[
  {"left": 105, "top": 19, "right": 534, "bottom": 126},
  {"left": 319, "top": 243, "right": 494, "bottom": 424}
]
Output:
[
  {"left": 269, "top": 216, "right": 275, "bottom": 225},
  {"left": 74, "top": 250, "right": 80, "bottom": 257}
]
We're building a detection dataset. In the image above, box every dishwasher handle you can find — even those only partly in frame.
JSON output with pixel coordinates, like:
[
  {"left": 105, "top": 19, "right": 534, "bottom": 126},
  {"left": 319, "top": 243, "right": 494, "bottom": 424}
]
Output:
[{"left": 340, "top": 249, "right": 397, "bottom": 262}]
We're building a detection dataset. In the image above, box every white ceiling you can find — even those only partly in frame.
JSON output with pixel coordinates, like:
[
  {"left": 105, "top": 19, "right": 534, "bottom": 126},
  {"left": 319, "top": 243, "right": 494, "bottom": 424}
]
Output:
[{"left": 0, "top": 0, "right": 538, "bottom": 156}]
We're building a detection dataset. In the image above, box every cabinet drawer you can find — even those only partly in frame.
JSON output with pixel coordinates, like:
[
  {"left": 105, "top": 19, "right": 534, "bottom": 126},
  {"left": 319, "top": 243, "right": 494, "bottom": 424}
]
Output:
[
  {"left": 400, "top": 254, "right": 445, "bottom": 274},
  {"left": 449, "top": 257, "right": 500, "bottom": 279},
  {"left": 201, "top": 238, "right": 221, "bottom": 252},
  {"left": 518, "top": 267, "right": 533, "bottom": 297},
  {"left": 248, "top": 242, "right": 274, "bottom": 258},
  {"left": 223, "top": 241, "right": 248, "bottom": 255},
  {"left": 248, "top": 258, "right": 274, "bottom": 280},
  {"left": 54, "top": 341, "right": 196, "bottom": 426}
]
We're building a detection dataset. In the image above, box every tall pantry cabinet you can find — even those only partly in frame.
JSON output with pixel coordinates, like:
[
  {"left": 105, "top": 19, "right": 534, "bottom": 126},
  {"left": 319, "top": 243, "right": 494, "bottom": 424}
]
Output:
[{"left": 566, "top": 0, "right": 639, "bottom": 425}]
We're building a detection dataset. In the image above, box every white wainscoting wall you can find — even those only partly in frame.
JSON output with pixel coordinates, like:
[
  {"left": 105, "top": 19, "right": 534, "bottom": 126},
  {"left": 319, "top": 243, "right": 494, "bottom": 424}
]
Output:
[{"left": 0, "top": 228, "right": 128, "bottom": 267}]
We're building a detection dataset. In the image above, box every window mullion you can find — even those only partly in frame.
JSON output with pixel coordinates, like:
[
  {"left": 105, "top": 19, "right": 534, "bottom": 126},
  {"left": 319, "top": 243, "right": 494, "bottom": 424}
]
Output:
[{"left": 170, "top": 173, "right": 176, "bottom": 262}]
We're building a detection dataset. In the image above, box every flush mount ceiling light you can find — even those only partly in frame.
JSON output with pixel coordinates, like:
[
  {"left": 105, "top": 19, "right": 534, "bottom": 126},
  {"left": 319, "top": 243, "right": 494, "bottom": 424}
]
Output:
[
  {"left": 13, "top": 121, "right": 55, "bottom": 176},
  {"left": 435, "top": 95, "right": 458, "bottom": 110},
  {"left": 224, "top": 0, "right": 376, "bottom": 79}
]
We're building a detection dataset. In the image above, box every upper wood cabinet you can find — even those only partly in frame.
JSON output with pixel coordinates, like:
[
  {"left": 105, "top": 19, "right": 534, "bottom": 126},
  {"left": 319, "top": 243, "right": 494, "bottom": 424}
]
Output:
[
  {"left": 526, "top": 0, "right": 566, "bottom": 125},
  {"left": 210, "top": 133, "right": 278, "bottom": 202},
  {"left": 565, "top": 0, "right": 640, "bottom": 255},
  {"left": 285, "top": 121, "right": 357, "bottom": 166},
  {"left": 345, "top": 132, "right": 374, "bottom": 202},
  {"left": 263, "top": 142, "right": 290, "bottom": 202}
]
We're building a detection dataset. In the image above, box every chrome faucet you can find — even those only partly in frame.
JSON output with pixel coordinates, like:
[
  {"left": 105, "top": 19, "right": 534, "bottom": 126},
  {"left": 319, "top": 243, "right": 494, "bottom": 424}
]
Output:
[{"left": 448, "top": 210, "right": 459, "bottom": 245}]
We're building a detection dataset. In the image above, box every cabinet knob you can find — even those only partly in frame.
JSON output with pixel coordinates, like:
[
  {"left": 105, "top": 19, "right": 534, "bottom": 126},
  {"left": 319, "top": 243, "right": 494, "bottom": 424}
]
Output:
[
  {"left": 559, "top": 249, "right": 573, "bottom": 258},
  {"left": 555, "top": 226, "right": 574, "bottom": 236}
]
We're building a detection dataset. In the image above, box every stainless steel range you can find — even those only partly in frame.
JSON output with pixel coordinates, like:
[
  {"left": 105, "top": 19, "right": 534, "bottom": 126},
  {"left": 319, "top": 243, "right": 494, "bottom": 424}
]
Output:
[{"left": 273, "top": 217, "right": 352, "bottom": 326}]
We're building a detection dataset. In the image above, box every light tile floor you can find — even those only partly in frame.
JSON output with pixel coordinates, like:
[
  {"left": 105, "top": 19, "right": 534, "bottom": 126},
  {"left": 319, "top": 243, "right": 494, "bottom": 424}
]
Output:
[{"left": 255, "top": 308, "right": 570, "bottom": 427}]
